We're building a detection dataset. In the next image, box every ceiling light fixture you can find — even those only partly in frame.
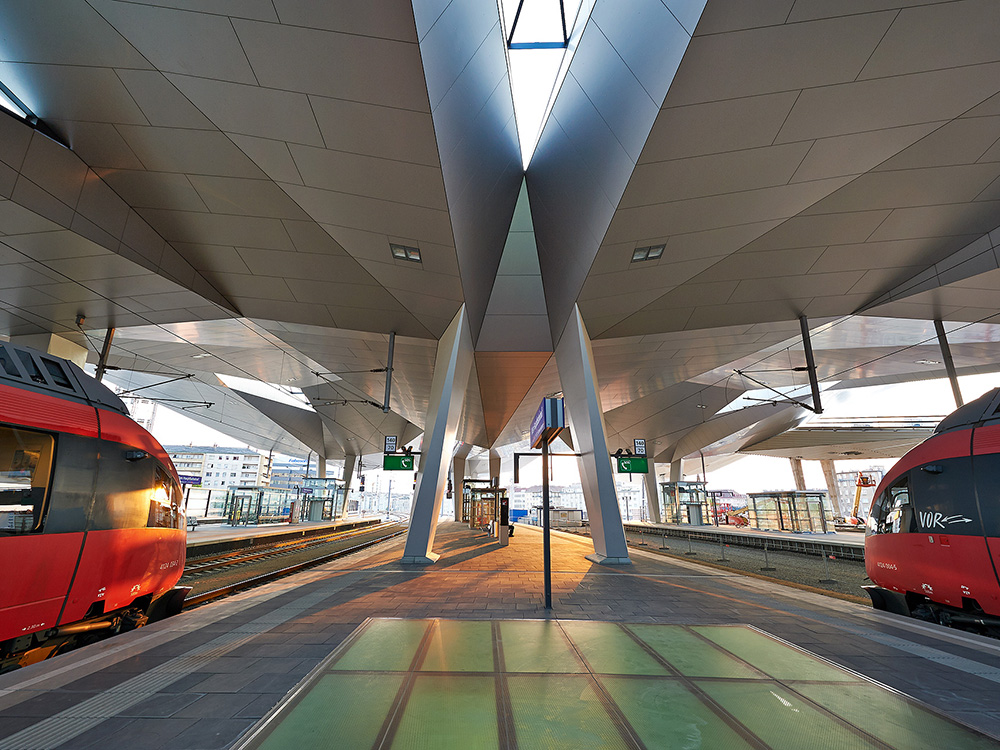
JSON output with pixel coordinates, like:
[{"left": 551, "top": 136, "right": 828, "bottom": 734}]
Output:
[
  {"left": 631, "top": 244, "right": 665, "bottom": 263},
  {"left": 390, "top": 243, "right": 421, "bottom": 263},
  {"left": 191, "top": 353, "right": 212, "bottom": 359},
  {"left": 915, "top": 359, "right": 941, "bottom": 365}
]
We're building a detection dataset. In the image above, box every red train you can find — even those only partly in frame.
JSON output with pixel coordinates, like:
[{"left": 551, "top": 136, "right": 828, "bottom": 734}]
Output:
[
  {"left": 0, "top": 342, "right": 188, "bottom": 671},
  {"left": 865, "top": 387, "right": 1000, "bottom": 635}
]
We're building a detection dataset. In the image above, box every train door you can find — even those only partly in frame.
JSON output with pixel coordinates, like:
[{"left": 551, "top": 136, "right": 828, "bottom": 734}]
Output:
[
  {"left": 969, "top": 445, "right": 1000, "bottom": 609},
  {"left": 910, "top": 455, "right": 997, "bottom": 610},
  {"left": 0, "top": 424, "right": 80, "bottom": 642}
]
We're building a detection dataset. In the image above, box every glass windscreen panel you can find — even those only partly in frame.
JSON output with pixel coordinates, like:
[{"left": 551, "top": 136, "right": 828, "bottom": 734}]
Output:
[
  {"left": 148, "top": 466, "right": 184, "bottom": 529},
  {"left": 0, "top": 426, "right": 55, "bottom": 533}
]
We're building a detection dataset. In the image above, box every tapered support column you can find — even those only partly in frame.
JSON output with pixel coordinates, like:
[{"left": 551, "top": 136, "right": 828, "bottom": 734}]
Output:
[
  {"left": 452, "top": 443, "right": 472, "bottom": 522},
  {"left": 790, "top": 458, "right": 806, "bottom": 491},
  {"left": 341, "top": 454, "right": 356, "bottom": 518},
  {"left": 669, "top": 460, "right": 682, "bottom": 483},
  {"left": 643, "top": 464, "right": 661, "bottom": 524},
  {"left": 820, "top": 459, "right": 843, "bottom": 516},
  {"left": 489, "top": 449, "right": 501, "bottom": 484},
  {"left": 934, "top": 319, "right": 964, "bottom": 408},
  {"left": 554, "top": 306, "right": 630, "bottom": 564},
  {"left": 318, "top": 457, "right": 327, "bottom": 479},
  {"left": 402, "top": 306, "right": 474, "bottom": 563}
]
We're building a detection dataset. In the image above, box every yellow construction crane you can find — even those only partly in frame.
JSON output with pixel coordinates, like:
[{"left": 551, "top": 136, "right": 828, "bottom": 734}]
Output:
[{"left": 852, "top": 472, "right": 878, "bottom": 519}]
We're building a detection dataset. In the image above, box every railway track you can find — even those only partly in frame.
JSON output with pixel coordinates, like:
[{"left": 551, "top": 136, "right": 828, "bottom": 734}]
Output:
[{"left": 181, "top": 522, "right": 407, "bottom": 607}]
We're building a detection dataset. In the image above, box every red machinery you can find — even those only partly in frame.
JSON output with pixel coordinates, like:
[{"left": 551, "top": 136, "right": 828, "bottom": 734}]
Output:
[
  {"left": 0, "top": 343, "right": 188, "bottom": 671},
  {"left": 865, "top": 388, "right": 1000, "bottom": 635}
]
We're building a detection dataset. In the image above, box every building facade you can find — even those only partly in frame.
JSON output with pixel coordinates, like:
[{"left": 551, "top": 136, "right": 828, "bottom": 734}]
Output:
[{"left": 164, "top": 446, "right": 271, "bottom": 490}]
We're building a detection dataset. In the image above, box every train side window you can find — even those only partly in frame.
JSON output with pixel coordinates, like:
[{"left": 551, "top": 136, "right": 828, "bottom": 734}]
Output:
[
  {"left": 0, "top": 347, "right": 20, "bottom": 378},
  {"left": 0, "top": 426, "right": 55, "bottom": 534},
  {"left": 910, "top": 456, "right": 981, "bottom": 535},
  {"left": 148, "top": 467, "right": 183, "bottom": 530},
  {"left": 15, "top": 351, "right": 46, "bottom": 385},
  {"left": 40, "top": 358, "right": 73, "bottom": 389},
  {"left": 869, "top": 476, "right": 911, "bottom": 534}
]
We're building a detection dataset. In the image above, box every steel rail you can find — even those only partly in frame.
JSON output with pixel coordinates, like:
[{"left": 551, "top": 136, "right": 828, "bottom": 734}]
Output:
[{"left": 184, "top": 527, "right": 407, "bottom": 608}]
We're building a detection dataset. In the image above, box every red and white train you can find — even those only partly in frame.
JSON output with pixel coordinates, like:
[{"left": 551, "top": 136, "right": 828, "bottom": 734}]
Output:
[
  {"left": 865, "top": 387, "right": 1000, "bottom": 635},
  {"left": 0, "top": 342, "right": 188, "bottom": 671}
]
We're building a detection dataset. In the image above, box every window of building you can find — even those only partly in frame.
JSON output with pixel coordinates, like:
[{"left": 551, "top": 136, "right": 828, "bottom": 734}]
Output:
[{"left": 0, "top": 426, "right": 55, "bottom": 534}]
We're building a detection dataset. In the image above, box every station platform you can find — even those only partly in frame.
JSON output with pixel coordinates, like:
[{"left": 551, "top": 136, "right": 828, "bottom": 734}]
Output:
[
  {"left": 2, "top": 521, "right": 1000, "bottom": 749},
  {"left": 186, "top": 517, "right": 383, "bottom": 554},
  {"left": 619, "top": 520, "right": 866, "bottom": 561}
]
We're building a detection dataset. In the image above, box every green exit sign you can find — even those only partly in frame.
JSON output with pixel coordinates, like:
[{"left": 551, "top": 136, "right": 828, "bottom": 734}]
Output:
[
  {"left": 383, "top": 454, "right": 414, "bottom": 471},
  {"left": 616, "top": 456, "right": 648, "bottom": 474}
]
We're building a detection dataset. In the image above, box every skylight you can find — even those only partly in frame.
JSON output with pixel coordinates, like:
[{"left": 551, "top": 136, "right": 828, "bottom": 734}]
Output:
[
  {"left": 0, "top": 80, "right": 30, "bottom": 120},
  {"left": 498, "top": 0, "right": 595, "bottom": 168},
  {"left": 216, "top": 373, "right": 315, "bottom": 411}
]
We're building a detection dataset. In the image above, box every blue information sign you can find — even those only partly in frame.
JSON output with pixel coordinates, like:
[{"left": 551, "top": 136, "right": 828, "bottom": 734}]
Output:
[
  {"left": 177, "top": 474, "right": 202, "bottom": 486},
  {"left": 530, "top": 397, "right": 565, "bottom": 449}
]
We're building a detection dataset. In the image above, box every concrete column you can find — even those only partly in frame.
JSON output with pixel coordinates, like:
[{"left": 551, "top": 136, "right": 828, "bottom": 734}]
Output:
[
  {"left": 341, "top": 454, "right": 356, "bottom": 518},
  {"left": 402, "top": 306, "right": 474, "bottom": 563},
  {"left": 669, "top": 460, "right": 682, "bottom": 482},
  {"left": 452, "top": 443, "right": 472, "bottom": 522},
  {"left": 643, "top": 464, "right": 661, "bottom": 524},
  {"left": 10, "top": 333, "right": 88, "bottom": 368},
  {"left": 554, "top": 305, "right": 629, "bottom": 564},
  {"left": 789, "top": 458, "right": 806, "bottom": 491},
  {"left": 489, "top": 449, "right": 501, "bottom": 485},
  {"left": 318, "top": 457, "right": 327, "bottom": 479},
  {"left": 820, "top": 459, "right": 843, "bottom": 516}
]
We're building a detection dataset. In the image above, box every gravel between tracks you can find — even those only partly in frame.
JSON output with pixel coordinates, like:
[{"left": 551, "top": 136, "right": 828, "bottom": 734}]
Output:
[{"left": 180, "top": 525, "right": 403, "bottom": 597}]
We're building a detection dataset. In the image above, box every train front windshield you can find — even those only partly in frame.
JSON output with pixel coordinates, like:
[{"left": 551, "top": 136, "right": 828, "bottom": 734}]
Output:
[
  {"left": 0, "top": 425, "right": 54, "bottom": 534},
  {"left": 147, "top": 466, "right": 184, "bottom": 530}
]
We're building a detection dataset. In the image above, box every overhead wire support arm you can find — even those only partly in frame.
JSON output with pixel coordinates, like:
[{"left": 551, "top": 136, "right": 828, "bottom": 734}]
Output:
[
  {"left": 733, "top": 369, "right": 816, "bottom": 412},
  {"left": 117, "top": 373, "right": 194, "bottom": 395},
  {"left": 383, "top": 331, "right": 395, "bottom": 414},
  {"left": 799, "top": 314, "right": 823, "bottom": 415}
]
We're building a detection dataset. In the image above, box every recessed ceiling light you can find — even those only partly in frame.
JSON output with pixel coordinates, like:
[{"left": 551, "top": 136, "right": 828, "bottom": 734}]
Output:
[
  {"left": 915, "top": 359, "right": 941, "bottom": 365},
  {"left": 390, "top": 243, "right": 421, "bottom": 263},
  {"left": 631, "top": 244, "right": 665, "bottom": 263},
  {"left": 191, "top": 353, "right": 212, "bottom": 359}
]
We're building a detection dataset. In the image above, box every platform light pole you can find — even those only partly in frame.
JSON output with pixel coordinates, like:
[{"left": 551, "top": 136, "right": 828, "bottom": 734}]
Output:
[
  {"left": 530, "top": 397, "right": 565, "bottom": 610},
  {"left": 542, "top": 437, "right": 551, "bottom": 609}
]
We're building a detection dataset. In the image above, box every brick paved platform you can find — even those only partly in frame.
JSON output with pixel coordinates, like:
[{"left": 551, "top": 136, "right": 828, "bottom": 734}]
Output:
[{"left": 2, "top": 522, "right": 1000, "bottom": 749}]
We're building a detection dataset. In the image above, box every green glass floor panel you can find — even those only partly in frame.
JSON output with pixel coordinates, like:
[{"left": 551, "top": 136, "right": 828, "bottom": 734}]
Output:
[
  {"left": 507, "top": 675, "right": 628, "bottom": 750},
  {"left": 499, "top": 620, "right": 583, "bottom": 673},
  {"left": 239, "top": 619, "right": 999, "bottom": 750},
  {"left": 602, "top": 676, "right": 755, "bottom": 750},
  {"left": 796, "top": 683, "right": 1000, "bottom": 750},
  {"left": 256, "top": 673, "right": 402, "bottom": 750},
  {"left": 693, "top": 625, "right": 858, "bottom": 682},
  {"left": 392, "top": 675, "right": 498, "bottom": 749},
  {"left": 628, "top": 624, "right": 766, "bottom": 679},
  {"left": 559, "top": 621, "right": 670, "bottom": 676},
  {"left": 332, "top": 619, "right": 429, "bottom": 672},
  {"left": 699, "top": 681, "right": 882, "bottom": 750},
  {"left": 420, "top": 620, "right": 495, "bottom": 672}
]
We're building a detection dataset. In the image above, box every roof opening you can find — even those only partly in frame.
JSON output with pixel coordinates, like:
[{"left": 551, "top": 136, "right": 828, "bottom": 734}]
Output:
[
  {"left": 0, "top": 80, "right": 30, "bottom": 120},
  {"left": 499, "top": 0, "right": 595, "bottom": 168}
]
